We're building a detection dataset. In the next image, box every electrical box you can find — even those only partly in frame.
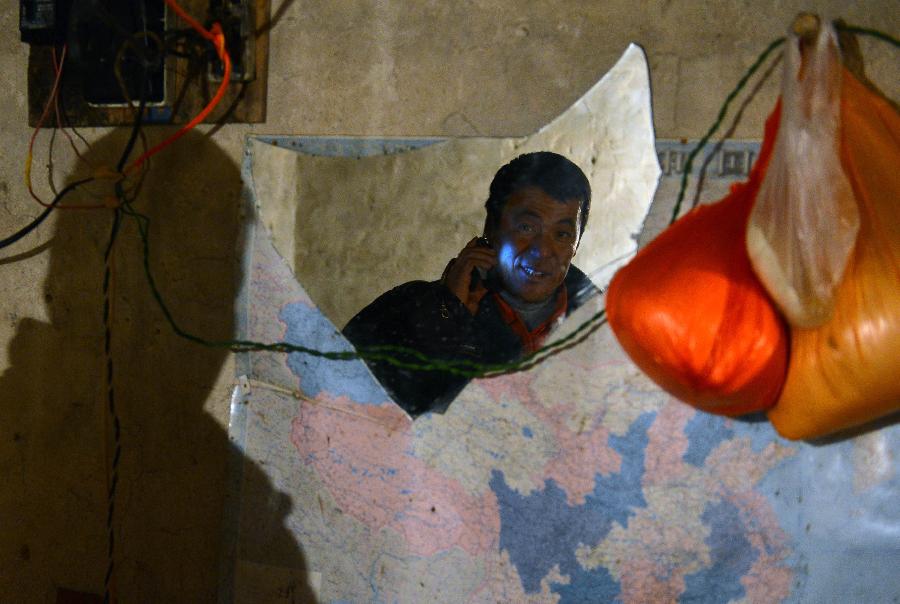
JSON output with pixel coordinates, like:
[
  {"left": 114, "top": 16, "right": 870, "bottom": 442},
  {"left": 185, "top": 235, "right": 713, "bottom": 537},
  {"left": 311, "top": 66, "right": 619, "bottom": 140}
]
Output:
[{"left": 24, "top": 0, "right": 269, "bottom": 127}]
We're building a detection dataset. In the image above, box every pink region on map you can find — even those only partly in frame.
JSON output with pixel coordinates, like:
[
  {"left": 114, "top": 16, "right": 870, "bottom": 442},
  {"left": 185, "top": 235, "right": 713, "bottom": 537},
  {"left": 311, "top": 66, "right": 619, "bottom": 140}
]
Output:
[
  {"left": 608, "top": 503, "right": 703, "bottom": 604},
  {"left": 475, "top": 374, "right": 538, "bottom": 407},
  {"left": 482, "top": 373, "right": 622, "bottom": 505},
  {"left": 507, "top": 374, "right": 622, "bottom": 506},
  {"left": 542, "top": 417, "right": 620, "bottom": 505},
  {"left": 643, "top": 400, "right": 693, "bottom": 486},
  {"left": 698, "top": 442, "right": 794, "bottom": 602},
  {"left": 743, "top": 549, "right": 793, "bottom": 603},
  {"left": 703, "top": 438, "right": 789, "bottom": 496},
  {"left": 727, "top": 490, "right": 790, "bottom": 549},
  {"left": 290, "top": 395, "right": 500, "bottom": 558},
  {"left": 618, "top": 557, "right": 686, "bottom": 604},
  {"left": 728, "top": 491, "right": 792, "bottom": 603},
  {"left": 619, "top": 403, "right": 794, "bottom": 603},
  {"left": 469, "top": 550, "right": 566, "bottom": 604}
]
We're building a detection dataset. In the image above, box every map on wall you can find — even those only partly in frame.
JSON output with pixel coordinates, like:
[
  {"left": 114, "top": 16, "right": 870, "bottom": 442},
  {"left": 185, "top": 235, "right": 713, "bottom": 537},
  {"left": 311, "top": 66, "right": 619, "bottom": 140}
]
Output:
[
  {"left": 227, "top": 226, "right": 899, "bottom": 604},
  {"left": 220, "top": 44, "right": 900, "bottom": 604}
]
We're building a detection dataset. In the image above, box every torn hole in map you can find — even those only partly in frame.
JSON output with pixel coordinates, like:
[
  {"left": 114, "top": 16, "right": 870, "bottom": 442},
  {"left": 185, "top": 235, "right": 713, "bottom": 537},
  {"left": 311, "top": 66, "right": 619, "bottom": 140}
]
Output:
[{"left": 243, "top": 43, "right": 660, "bottom": 416}]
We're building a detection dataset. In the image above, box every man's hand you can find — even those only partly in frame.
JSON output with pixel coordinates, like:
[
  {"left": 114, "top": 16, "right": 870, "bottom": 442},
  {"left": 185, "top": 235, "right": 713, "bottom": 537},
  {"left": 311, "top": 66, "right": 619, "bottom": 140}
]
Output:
[{"left": 442, "top": 237, "right": 498, "bottom": 315}]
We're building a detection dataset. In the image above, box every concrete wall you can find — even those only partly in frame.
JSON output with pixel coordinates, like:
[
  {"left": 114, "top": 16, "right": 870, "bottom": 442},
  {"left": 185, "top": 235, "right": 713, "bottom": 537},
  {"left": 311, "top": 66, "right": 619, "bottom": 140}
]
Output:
[{"left": 0, "top": 1, "right": 896, "bottom": 601}]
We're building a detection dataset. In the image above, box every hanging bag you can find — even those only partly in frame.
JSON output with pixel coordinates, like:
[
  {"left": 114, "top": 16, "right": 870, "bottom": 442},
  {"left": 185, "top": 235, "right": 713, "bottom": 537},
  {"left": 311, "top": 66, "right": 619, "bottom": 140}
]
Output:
[
  {"left": 747, "top": 24, "right": 860, "bottom": 328},
  {"left": 607, "top": 110, "right": 788, "bottom": 417},
  {"left": 767, "top": 65, "right": 900, "bottom": 440}
]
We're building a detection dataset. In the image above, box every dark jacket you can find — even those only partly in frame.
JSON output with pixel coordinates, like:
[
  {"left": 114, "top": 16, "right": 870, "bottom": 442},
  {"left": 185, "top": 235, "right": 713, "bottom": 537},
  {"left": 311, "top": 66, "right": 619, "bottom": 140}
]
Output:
[{"left": 342, "top": 266, "right": 598, "bottom": 416}]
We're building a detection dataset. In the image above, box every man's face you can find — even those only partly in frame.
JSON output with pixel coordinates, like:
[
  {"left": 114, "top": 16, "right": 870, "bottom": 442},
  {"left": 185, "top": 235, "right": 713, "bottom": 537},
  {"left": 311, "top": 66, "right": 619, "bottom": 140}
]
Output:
[{"left": 488, "top": 186, "right": 582, "bottom": 304}]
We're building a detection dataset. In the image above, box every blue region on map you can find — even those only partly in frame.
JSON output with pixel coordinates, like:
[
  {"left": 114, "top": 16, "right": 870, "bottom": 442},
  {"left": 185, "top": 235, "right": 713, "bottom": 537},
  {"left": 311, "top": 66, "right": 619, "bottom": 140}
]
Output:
[
  {"left": 682, "top": 412, "right": 735, "bottom": 467},
  {"left": 680, "top": 500, "right": 755, "bottom": 603},
  {"left": 551, "top": 563, "right": 620, "bottom": 604},
  {"left": 280, "top": 302, "right": 387, "bottom": 405},
  {"left": 490, "top": 412, "right": 655, "bottom": 600}
]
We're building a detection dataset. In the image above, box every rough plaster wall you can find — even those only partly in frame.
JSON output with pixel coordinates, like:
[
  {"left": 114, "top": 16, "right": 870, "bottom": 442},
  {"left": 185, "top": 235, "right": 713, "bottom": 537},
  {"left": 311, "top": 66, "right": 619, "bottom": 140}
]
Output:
[
  {"left": 0, "top": 1, "right": 896, "bottom": 601},
  {"left": 264, "top": 1, "right": 899, "bottom": 139}
]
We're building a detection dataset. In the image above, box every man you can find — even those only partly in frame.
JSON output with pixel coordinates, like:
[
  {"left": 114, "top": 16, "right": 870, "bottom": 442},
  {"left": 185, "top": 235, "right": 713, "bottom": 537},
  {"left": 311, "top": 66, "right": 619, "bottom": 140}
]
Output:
[{"left": 343, "top": 151, "right": 597, "bottom": 416}]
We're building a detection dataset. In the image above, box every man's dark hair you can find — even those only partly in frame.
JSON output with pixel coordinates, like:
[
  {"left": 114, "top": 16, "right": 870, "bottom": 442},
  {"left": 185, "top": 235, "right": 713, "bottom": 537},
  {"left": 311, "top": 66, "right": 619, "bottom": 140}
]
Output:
[{"left": 484, "top": 151, "right": 591, "bottom": 236}]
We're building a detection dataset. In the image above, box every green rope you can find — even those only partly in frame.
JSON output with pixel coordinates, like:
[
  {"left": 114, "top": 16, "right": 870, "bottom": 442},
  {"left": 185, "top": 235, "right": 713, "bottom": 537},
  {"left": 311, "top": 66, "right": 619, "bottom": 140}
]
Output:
[
  {"left": 670, "top": 24, "right": 900, "bottom": 224},
  {"left": 835, "top": 24, "right": 900, "bottom": 49},
  {"left": 669, "top": 36, "right": 786, "bottom": 225},
  {"left": 120, "top": 199, "right": 607, "bottom": 378},
  {"left": 129, "top": 24, "right": 898, "bottom": 380}
]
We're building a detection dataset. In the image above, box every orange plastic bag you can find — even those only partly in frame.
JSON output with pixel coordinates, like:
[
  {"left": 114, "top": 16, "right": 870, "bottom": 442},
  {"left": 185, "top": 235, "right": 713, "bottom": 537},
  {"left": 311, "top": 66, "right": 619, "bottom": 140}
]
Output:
[
  {"left": 747, "top": 24, "right": 860, "bottom": 327},
  {"left": 607, "top": 111, "right": 788, "bottom": 416},
  {"left": 767, "top": 69, "right": 900, "bottom": 440}
]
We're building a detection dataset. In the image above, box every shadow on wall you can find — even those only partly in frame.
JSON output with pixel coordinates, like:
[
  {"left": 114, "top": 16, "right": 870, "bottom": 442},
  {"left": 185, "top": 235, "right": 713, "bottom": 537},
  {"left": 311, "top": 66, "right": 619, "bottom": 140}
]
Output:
[{"left": 0, "top": 131, "right": 317, "bottom": 602}]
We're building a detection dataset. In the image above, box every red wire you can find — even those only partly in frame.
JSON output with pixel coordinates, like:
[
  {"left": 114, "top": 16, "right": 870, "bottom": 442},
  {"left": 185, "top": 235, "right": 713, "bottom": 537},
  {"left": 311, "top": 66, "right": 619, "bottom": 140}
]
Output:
[
  {"left": 27, "top": 46, "right": 68, "bottom": 207},
  {"left": 27, "top": 46, "right": 106, "bottom": 210},
  {"left": 50, "top": 48, "right": 105, "bottom": 210},
  {"left": 52, "top": 48, "right": 93, "bottom": 169},
  {"left": 165, "top": 0, "right": 217, "bottom": 44},
  {"left": 125, "top": 1, "right": 232, "bottom": 174}
]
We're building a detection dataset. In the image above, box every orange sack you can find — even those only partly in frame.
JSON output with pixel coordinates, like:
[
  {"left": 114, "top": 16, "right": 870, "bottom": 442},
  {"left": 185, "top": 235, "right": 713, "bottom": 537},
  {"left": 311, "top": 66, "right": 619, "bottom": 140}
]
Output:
[
  {"left": 767, "top": 70, "right": 900, "bottom": 440},
  {"left": 607, "top": 110, "right": 788, "bottom": 416}
]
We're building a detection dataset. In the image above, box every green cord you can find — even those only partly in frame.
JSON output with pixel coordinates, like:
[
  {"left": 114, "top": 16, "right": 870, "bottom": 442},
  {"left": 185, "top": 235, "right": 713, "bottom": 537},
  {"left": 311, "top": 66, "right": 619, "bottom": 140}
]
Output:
[
  {"left": 121, "top": 199, "right": 607, "bottom": 378},
  {"left": 835, "top": 24, "right": 900, "bottom": 49},
  {"left": 670, "top": 24, "right": 899, "bottom": 225},
  {"left": 131, "top": 24, "right": 898, "bottom": 380},
  {"left": 669, "top": 36, "right": 786, "bottom": 225}
]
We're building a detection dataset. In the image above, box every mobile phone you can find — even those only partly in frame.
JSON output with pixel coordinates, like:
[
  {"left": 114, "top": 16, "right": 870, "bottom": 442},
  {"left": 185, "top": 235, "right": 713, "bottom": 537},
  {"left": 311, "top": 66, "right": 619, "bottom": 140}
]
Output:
[{"left": 471, "top": 237, "right": 494, "bottom": 290}]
